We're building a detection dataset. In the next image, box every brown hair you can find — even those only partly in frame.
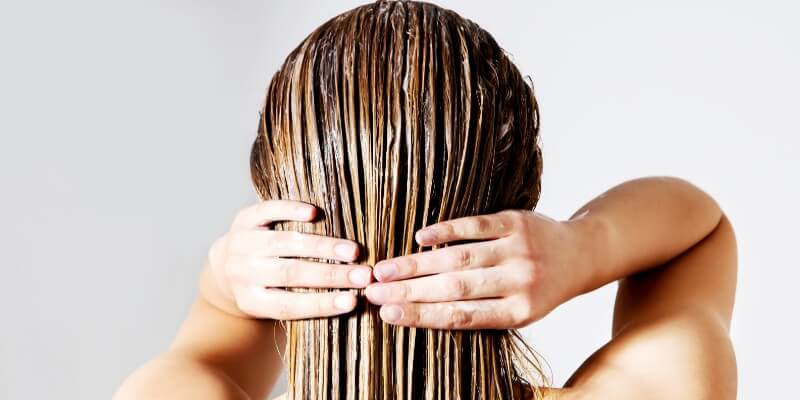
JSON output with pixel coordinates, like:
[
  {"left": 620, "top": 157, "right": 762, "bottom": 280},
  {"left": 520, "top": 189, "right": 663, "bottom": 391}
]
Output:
[{"left": 250, "top": 0, "right": 545, "bottom": 398}]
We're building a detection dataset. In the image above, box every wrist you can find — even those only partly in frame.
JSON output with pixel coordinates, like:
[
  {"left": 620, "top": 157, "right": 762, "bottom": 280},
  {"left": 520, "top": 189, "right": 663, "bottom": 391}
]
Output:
[
  {"left": 198, "top": 261, "right": 250, "bottom": 318},
  {"left": 564, "top": 210, "right": 618, "bottom": 297}
]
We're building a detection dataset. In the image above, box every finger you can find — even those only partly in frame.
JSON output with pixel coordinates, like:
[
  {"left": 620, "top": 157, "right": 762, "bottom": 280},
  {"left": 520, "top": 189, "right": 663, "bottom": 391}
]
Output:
[
  {"left": 377, "top": 298, "right": 524, "bottom": 329},
  {"left": 373, "top": 239, "right": 506, "bottom": 282},
  {"left": 366, "top": 266, "right": 517, "bottom": 304},
  {"left": 414, "top": 212, "right": 517, "bottom": 246},
  {"left": 229, "top": 256, "right": 373, "bottom": 288},
  {"left": 229, "top": 230, "right": 360, "bottom": 262},
  {"left": 233, "top": 286, "right": 358, "bottom": 320},
  {"left": 232, "top": 200, "right": 317, "bottom": 229}
]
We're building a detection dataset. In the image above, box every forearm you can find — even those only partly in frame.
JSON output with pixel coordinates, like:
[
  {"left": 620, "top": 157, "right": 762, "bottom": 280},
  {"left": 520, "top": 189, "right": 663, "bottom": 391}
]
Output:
[
  {"left": 168, "top": 264, "right": 286, "bottom": 398},
  {"left": 567, "top": 176, "right": 722, "bottom": 295},
  {"left": 114, "top": 264, "right": 286, "bottom": 400}
]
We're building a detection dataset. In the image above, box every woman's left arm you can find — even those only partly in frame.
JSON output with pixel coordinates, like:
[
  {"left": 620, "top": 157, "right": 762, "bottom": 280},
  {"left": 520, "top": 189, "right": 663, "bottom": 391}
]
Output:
[{"left": 365, "top": 176, "right": 723, "bottom": 329}]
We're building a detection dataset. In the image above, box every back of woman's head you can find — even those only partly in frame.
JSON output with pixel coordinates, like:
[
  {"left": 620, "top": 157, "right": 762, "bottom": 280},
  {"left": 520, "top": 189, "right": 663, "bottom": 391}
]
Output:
[{"left": 250, "top": 0, "right": 544, "bottom": 398}]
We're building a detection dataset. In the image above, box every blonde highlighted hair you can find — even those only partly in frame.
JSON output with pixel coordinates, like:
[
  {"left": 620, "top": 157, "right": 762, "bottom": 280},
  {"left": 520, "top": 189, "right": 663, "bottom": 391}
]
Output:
[{"left": 250, "top": 1, "right": 546, "bottom": 398}]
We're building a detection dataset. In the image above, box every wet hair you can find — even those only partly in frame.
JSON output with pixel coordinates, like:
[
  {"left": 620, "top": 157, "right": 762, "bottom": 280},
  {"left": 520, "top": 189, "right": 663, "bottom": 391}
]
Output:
[{"left": 250, "top": 0, "right": 545, "bottom": 398}]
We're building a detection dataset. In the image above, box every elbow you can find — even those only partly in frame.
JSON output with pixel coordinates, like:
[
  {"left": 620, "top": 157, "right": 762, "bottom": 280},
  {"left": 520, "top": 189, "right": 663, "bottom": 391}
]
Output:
[
  {"left": 703, "top": 211, "right": 739, "bottom": 332},
  {"left": 663, "top": 175, "right": 725, "bottom": 238}
]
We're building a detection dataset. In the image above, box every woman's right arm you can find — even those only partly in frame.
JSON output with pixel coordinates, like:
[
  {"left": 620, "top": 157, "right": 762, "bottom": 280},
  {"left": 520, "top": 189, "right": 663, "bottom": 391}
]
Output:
[
  {"left": 563, "top": 180, "right": 738, "bottom": 400},
  {"left": 113, "top": 200, "right": 373, "bottom": 400}
]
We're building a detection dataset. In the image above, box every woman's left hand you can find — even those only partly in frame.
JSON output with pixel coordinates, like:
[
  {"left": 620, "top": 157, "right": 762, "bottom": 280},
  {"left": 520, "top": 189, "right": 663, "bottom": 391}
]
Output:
[{"left": 365, "top": 209, "right": 594, "bottom": 329}]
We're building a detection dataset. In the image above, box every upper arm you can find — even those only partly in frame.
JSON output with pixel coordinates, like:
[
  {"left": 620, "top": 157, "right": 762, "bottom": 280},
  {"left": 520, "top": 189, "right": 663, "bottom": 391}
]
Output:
[
  {"left": 564, "top": 213, "right": 738, "bottom": 400},
  {"left": 112, "top": 352, "right": 252, "bottom": 400}
]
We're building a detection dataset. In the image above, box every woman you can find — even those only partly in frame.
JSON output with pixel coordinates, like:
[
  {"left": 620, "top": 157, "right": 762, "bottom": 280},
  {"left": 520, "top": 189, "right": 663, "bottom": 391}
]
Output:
[{"left": 114, "top": 1, "right": 737, "bottom": 399}]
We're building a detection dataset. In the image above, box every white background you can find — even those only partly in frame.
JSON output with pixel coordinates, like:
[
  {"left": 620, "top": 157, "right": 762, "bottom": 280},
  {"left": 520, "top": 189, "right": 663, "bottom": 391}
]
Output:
[{"left": 1, "top": 1, "right": 797, "bottom": 398}]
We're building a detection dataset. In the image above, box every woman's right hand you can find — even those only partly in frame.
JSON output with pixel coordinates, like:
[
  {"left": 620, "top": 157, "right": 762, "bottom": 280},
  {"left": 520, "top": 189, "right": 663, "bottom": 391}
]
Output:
[{"left": 204, "top": 199, "right": 373, "bottom": 320}]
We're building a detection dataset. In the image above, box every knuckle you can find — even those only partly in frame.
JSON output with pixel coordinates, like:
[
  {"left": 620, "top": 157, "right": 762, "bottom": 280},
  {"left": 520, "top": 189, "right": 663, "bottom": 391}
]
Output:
[
  {"left": 454, "top": 247, "right": 474, "bottom": 268},
  {"left": 511, "top": 234, "right": 537, "bottom": 258},
  {"left": 392, "top": 282, "right": 410, "bottom": 299},
  {"left": 443, "top": 275, "right": 469, "bottom": 298},
  {"left": 224, "top": 258, "right": 246, "bottom": 284},
  {"left": 503, "top": 210, "right": 527, "bottom": 230},
  {"left": 494, "top": 214, "right": 510, "bottom": 233},
  {"left": 498, "top": 208, "right": 520, "bottom": 218},
  {"left": 518, "top": 267, "right": 538, "bottom": 291},
  {"left": 448, "top": 308, "right": 473, "bottom": 328},
  {"left": 440, "top": 221, "right": 456, "bottom": 237},
  {"left": 402, "top": 257, "right": 419, "bottom": 277},
  {"left": 511, "top": 298, "right": 534, "bottom": 327},
  {"left": 473, "top": 216, "right": 492, "bottom": 234},
  {"left": 404, "top": 306, "right": 419, "bottom": 325},
  {"left": 325, "top": 264, "right": 340, "bottom": 285},
  {"left": 486, "top": 241, "right": 502, "bottom": 261}
]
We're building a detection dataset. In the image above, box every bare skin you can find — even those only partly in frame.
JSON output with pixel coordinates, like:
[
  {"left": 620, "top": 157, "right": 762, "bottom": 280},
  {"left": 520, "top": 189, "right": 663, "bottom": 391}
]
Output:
[{"left": 113, "top": 176, "right": 737, "bottom": 400}]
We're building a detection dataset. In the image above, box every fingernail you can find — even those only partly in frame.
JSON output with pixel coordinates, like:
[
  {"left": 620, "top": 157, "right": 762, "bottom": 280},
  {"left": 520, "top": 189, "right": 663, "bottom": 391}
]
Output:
[
  {"left": 348, "top": 267, "right": 372, "bottom": 286},
  {"left": 415, "top": 228, "right": 435, "bottom": 244},
  {"left": 334, "top": 293, "right": 355, "bottom": 310},
  {"left": 381, "top": 305, "right": 403, "bottom": 322},
  {"left": 374, "top": 262, "right": 397, "bottom": 281},
  {"left": 335, "top": 242, "right": 357, "bottom": 259}
]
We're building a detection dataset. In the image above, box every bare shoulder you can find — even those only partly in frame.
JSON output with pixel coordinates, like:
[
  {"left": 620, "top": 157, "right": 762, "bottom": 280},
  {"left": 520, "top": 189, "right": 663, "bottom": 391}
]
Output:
[
  {"left": 560, "top": 214, "right": 738, "bottom": 400},
  {"left": 275, "top": 388, "right": 574, "bottom": 400},
  {"left": 539, "top": 387, "right": 579, "bottom": 400}
]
